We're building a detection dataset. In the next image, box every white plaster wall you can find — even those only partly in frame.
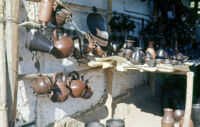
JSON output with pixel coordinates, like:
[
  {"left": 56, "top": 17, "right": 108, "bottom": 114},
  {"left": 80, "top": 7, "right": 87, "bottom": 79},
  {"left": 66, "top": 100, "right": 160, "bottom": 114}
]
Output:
[{"left": 16, "top": 0, "right": 151, "bottom": 126}]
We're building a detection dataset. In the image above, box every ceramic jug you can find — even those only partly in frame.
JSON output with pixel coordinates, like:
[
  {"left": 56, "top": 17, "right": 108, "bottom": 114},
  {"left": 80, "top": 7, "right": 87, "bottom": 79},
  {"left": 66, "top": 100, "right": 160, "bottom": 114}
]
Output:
[
  {"left": 130, "top": 47, "right": 144, "bottom": 65},
  {"left": 146, "top": 41, "right": 156, "bottom": 60},
  {"left": 38, "top": 0, "right": 55, "bottom": 26},
  {"left": 51, "top": 72, "right": 70, "bottom": 102},
  {"left": 179, "top": 117, "right": 194, "bottom": 127},
  {"left": 52, "top": 29, "right": 74, "bottom": 58},
  {"left": 161, "top": 108, "right": 175, "bottom": 127},
  {"left": 31, "top": 76, "right": 53, "bottom": 95},
  {"left": 67, "top": 71, "right": 87, "bottom": 98}
]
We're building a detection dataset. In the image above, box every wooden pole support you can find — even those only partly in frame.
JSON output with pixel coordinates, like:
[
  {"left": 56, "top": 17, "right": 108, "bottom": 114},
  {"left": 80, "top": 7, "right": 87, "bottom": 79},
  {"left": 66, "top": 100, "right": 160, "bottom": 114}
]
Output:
[
  {"left": 0, "top": 0, "right": 8, "bottom": 126},
  {"left": 183, "top": 72, "right": 194, "bottom": 127},
  {"left": 5, "top": 0, "right": 19, "bottom": 126}
]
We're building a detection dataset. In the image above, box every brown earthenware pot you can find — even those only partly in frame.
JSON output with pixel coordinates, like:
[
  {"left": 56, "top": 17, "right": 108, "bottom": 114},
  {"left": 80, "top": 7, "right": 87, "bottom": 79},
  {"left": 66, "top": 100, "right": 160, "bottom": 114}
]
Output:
[
  {"left": 51, "top": 72, "right": 70, "bottom": 102},
  {"left": 52, "top": 29, "right": 74, "bottom": 58},
  {"left": 31, "top": 76, "right": 53, "bottom": 95},
  {"left": 161, "top": 108, "right": 175, "bottom": 127},
  {"left": 69, "top": 80, "right": 86, "bottom": 98},
  {"left": 146, "top": 41, "right": 156, "bottom": 60},
  {"left": 82, "top": 85, "right": 93, "bottom": 99},
  {"left": 179, "top": 117, "right": 194, "bottom": 127},
  {"left": 38, "top": 0, "right": 55, "bottom": 26},
  {"left": 174, "top": 110, "right": 184, "bottom": 121}
]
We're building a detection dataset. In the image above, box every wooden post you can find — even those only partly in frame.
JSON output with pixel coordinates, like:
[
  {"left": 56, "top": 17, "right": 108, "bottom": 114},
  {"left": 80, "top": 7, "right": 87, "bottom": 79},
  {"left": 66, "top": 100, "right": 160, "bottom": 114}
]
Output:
[
  {"left": 105, "top": 68, "right": 113, "bottom": 94},
  {"left": 5, "top": 0, "right": 19, "bottom": 126},
  {"left": 0, "top": 0, "right": 8, "bottom": 126},
  {"left": 183, "top": 72, "right": 194, "bottom": 127}
]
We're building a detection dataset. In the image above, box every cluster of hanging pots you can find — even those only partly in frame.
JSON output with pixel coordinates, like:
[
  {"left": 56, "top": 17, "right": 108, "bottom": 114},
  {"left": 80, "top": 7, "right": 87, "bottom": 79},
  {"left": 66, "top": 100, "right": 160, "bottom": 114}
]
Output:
[{"left": 31, "top": 72, "right": 93, "bottom": 102}]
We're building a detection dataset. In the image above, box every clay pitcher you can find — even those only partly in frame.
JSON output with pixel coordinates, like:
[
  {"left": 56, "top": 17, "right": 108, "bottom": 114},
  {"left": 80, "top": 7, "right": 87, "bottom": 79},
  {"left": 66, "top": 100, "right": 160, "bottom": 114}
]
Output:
[
  {"left": 51, "top": 72, "right": 70, "bottom": 102},
  {"left": 31, "top": 76, "right": 53, "bottom": 95},
  {"left": 146, "top": 41, "right": 156, "bottom": 60},
  {"left": 174, "top": 110, "right": 184, "bottom": 121},
  {"left": 38, "top": 0, "right": 55, "bottom": 26},
  {"left": 179, "top": 117, "right": 194, "bottom": 127},
  {"left": 161, "top": 108, "right": 175, "bottom": 127},
  {"left": 67, "top": 72, "right": 86, "bottom": 98},
  {"left": 130, "top": 47, "right": 144, "bottom": 64},
  {"left": 52, "top": 29, "right": 74, "bottom": 58}
]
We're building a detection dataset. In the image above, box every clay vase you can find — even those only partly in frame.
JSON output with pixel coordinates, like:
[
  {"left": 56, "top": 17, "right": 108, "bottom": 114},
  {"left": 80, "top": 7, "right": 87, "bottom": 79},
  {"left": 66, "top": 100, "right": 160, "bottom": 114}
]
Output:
[
  {"left": 130, "top": 47, "right": 144, "bottom": 64},
  {"left": 146, "top": 41, "right": 156, "bottom": 60},
  {"left": 31, "top": 76, "right": 53, "bottom": 95},
  {"left": 52, "top": 29, "right": 74, "bottom": 58},
  {"left": 51, "top": 72, "right": 70, "bottom": 102},
  {"left": 161, "top": 108, "right": 175, "bottom": 127},
  {"left": 174, "top": 110, "right": 184, "bottom": 121},
  {"left": 38, "top": 0, "right": 55, "bottom": 26},
  {"left": 179, "top": 117, "right": 194, "bottom": 127}
]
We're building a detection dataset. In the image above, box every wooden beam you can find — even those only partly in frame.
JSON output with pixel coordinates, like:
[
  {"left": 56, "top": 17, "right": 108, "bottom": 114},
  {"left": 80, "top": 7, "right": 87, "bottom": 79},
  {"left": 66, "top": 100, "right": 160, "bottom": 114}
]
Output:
[
  {"left": 0, "top": 0, "right": 8, "bottom": 126},
  {"left": 107, "top": 0, "right": 112, "bottom": 32},
  {"left": 5, "top": 0, "right": 19, "bottom": 126},
  {"left": 18, "top": 67, "right": 102, "bottom": 81},
  {"left": 183, "top": 72, "right": 194, "bottom": 127}
]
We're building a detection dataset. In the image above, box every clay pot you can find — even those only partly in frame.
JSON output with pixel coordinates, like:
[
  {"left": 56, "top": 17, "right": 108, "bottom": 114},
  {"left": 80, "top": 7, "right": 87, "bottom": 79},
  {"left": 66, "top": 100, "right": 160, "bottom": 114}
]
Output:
[
  {"left": 161, "top": 108, "right": 175, "bottom": 127},
  {"left": 69, "top": 80, "right": 86, "bottom": 98},
  {"left": 146, "top": 41, "right": 156, "bottom": 60},
  {"left": 106, "top": 119, "right": 125, "bottom": 127},
  {"left": 192, "top": 104, "right": 200, "bottom": 127},
  {"left": 31, "top": 76, "right": 53, "bottom": 95},
  {"left": 124, "top": 49, "right": 133, "bottom": 60},
  {"left": 174, "top": 110, "right": 184, "bottom": 121},
  {"left": 93, "top": 45, "right": 106, "bottom": 57},
  {"left": 85, "top": 122, "right": 105, "bottom": 127},
  {"left": 82, "top": 85, "right": 93, "bottom": 99},
  {"left": 131, "top": 47, "right": 144, "bottom": 65},
  {"left": 156, "top": 49, "right": 168, "bottom": 59},
  {"left": 38, "top": 0, "right": 55, "bottom": 26},
  {"left": 52, "top": 29, "right": 74, "bottom": 58},
  {"left": 52, "top": 6, "right": 72, "bottom": 27},
  {"left": 51, "top": 72, "right": 70, "bottom": 102},
  {"left": 179, "top": 117, "right": 194, "bottom": 127}
]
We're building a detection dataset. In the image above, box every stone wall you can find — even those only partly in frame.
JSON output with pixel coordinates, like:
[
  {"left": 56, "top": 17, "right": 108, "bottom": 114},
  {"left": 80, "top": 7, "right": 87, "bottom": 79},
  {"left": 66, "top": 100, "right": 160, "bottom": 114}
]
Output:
[{"left": 16, "top": 0, "right": 151, "bottom": 126}]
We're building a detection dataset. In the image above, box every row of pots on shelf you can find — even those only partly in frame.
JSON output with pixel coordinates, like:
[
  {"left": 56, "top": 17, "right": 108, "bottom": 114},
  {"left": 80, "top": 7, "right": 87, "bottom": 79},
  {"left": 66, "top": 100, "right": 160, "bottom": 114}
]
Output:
[
  {"left": 31, "top": 72, "right": 93, "bottom": 102},
  {"left": 162, "top": 104, "right": 200, "bottom": 127},
  {"left": 85, "top": 119, "right": 125, "bottom": 127},
  {"left": 117, "top": 40, "right": 188, "bottom": 66}
]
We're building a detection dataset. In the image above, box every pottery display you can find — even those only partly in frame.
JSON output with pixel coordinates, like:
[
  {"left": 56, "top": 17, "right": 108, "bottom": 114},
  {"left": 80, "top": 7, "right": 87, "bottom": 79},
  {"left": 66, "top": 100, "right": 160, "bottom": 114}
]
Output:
[
  {"left": 174, "top": 110, "right": 184, "bottom": 121},
  {"left": 52, "top": 29, "right": 74, "bottom": 58},
  {"left": 192, "top": 104, "right": 200, "bottom": 127},
  {"left": 161, "top": 108, "right": 175, "bottom": 127},
  {"left": 106, "top": 119, "right": 125, "bottom": 127},
  {"left": 179, "top": 117, "right": 194, "bottom": 127},
  {"left": 31, "top": 76, "right": 53, "bottom": 95},
  {"left": 38, "top": 0, "right": 55, "bottom": 26}
]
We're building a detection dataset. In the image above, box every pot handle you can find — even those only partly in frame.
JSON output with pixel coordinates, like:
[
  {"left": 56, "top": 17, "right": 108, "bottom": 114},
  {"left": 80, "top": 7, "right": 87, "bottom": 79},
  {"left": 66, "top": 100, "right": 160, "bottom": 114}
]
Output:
[
  {"left": 52, "top": 72, "right": 66, "bottom": 84},
  {"left": 53, "top": 29, "right": 58, "bottom": 42},
  {"left": 68, "top": 71, "right": 80, "bottom": 80}
]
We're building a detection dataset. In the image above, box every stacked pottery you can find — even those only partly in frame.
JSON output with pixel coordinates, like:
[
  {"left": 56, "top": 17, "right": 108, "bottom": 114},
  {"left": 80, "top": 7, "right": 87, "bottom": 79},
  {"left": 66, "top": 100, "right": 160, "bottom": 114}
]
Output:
[{"left": 161, "top": 108, "right": 175, "bottom": 127}]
